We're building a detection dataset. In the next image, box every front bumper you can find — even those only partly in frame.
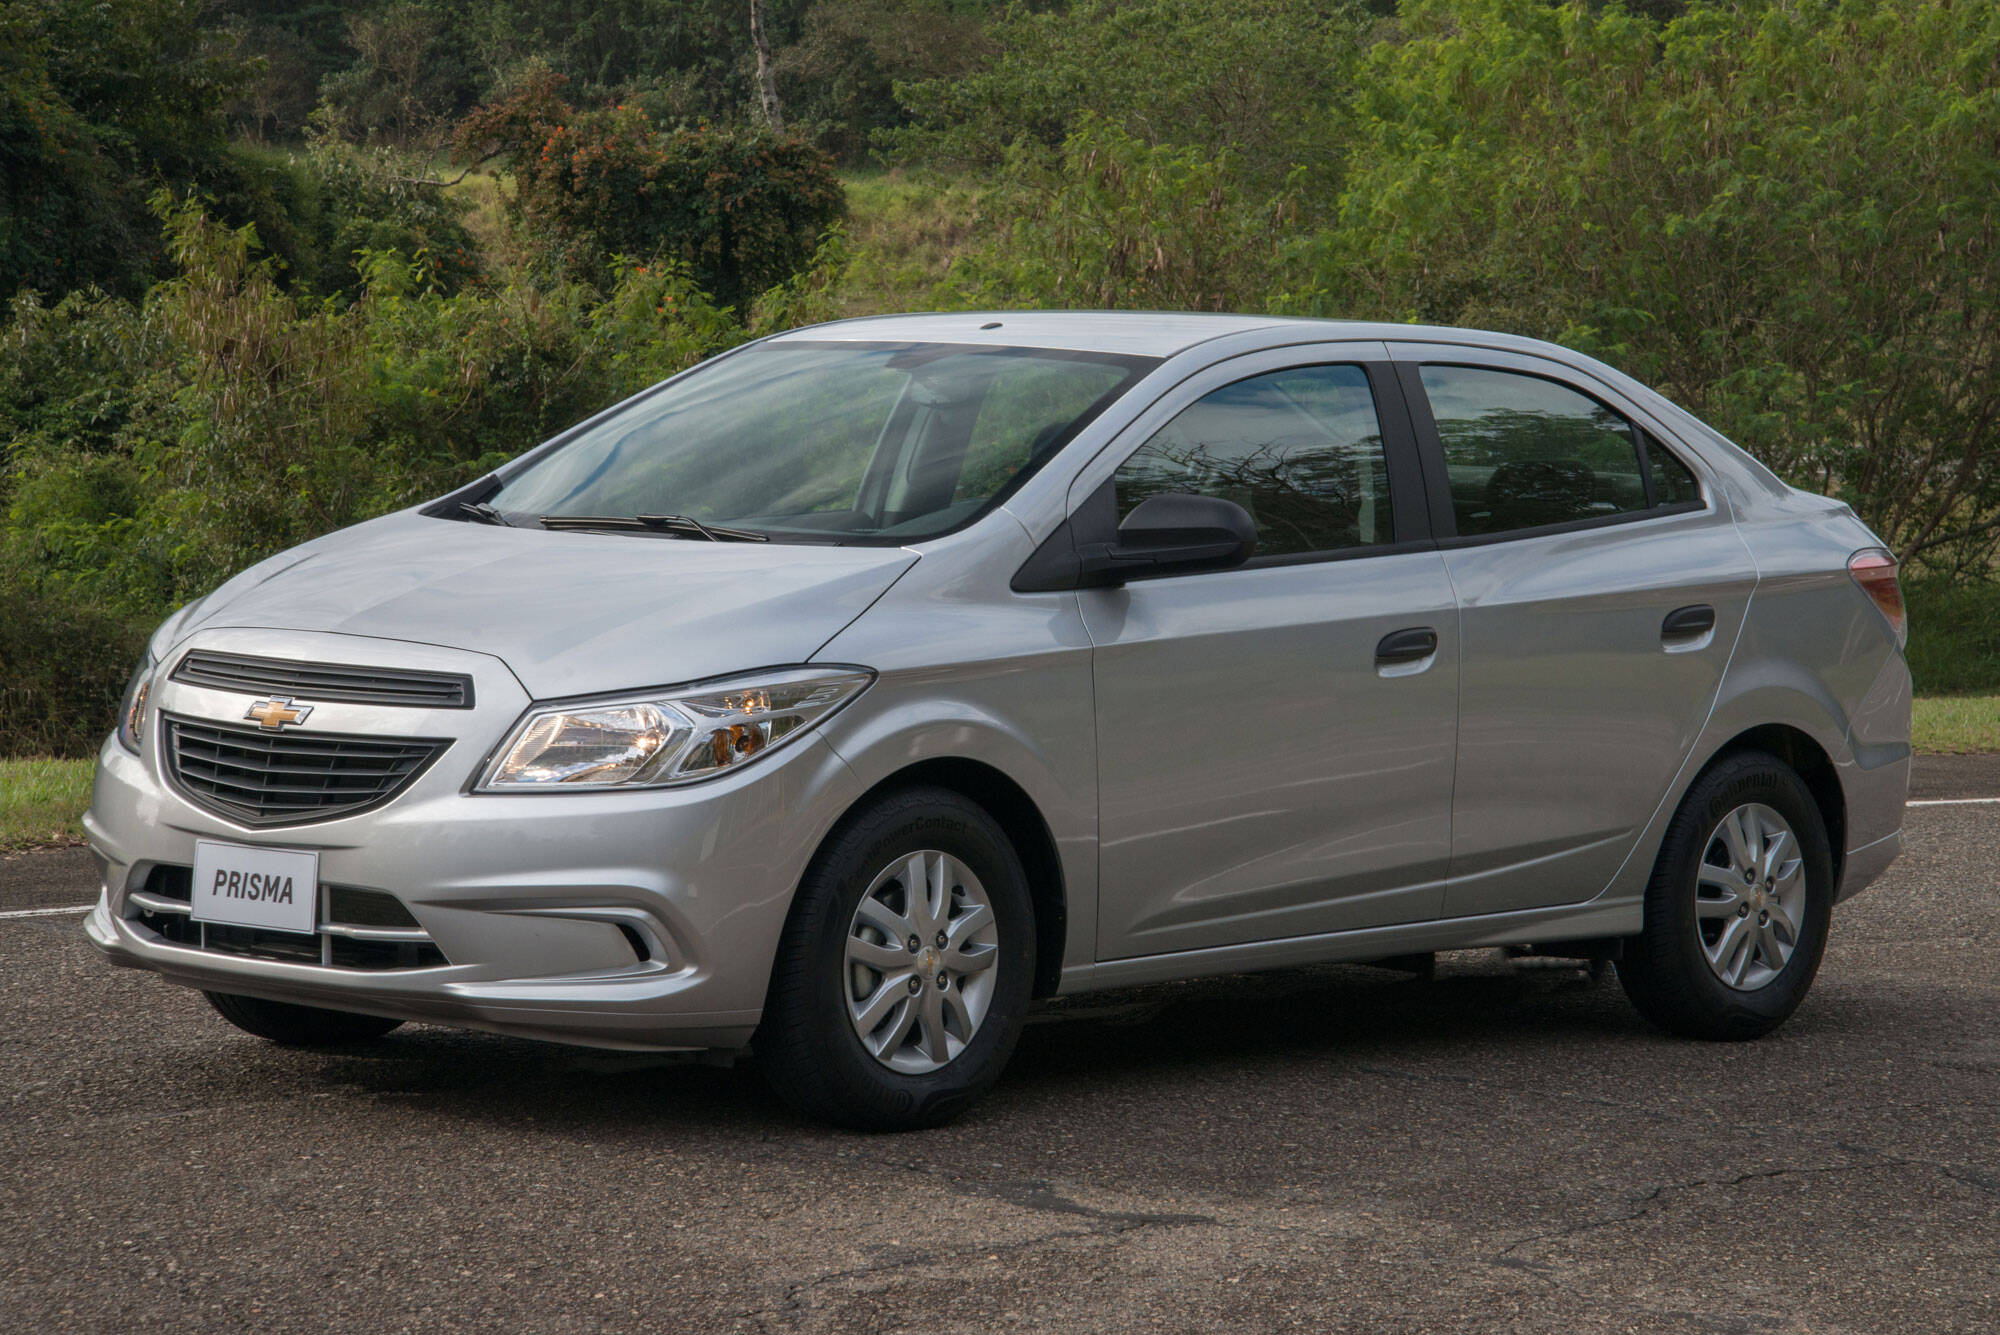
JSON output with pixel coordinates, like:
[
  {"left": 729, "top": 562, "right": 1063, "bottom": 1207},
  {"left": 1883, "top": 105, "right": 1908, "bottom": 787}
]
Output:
[{"left": 85, "top": 629, "right": 864, "bottom": 1051}]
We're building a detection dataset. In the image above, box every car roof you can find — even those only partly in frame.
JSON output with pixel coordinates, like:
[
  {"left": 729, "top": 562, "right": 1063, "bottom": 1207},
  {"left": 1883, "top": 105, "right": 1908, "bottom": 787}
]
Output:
[{"left": 770, "top": 310, "right": 1587, "bottom": 362}]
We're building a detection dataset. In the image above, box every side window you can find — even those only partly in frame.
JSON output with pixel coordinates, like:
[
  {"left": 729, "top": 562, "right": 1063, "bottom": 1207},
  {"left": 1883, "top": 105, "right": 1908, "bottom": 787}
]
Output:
[
  {"left": 1113, "top": 364, "right": 1392, "bottom": 559},
  {"left": 1648, "top": 438, "right": 1701, "bottom": 506},
  {"left": 1420, "top": 365, "right": 1653, "bottom": 537}
]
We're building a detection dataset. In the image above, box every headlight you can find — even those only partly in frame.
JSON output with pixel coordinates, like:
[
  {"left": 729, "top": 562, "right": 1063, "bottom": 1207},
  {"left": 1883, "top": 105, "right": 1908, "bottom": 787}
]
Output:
[
  {"left": 478, "top": 666, "right": 874, "bottom": 791},
  {"left": 116, "top": 655, "right": 155, "bottom": 754}
]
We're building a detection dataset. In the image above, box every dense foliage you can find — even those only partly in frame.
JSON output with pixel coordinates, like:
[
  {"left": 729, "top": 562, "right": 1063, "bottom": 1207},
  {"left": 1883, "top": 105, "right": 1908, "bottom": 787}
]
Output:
[
  {"left": 455, "top": 70, "right": 845, "bottom": 306},
  {"left": 889, "top": 0, "right": 1363, "bottom": 200},
  {"left": 0, "top": 196, "right": 842, "bottom": 753},
  {"left": 221, "top": 0, "right": 994, "bottom": 153},
  {"left": 1322, "top": 0, "right": 2000, "bottom": 572},
  {"left": 1, "top": 0, "right": 248, "bottom": 301},
  {"left": 5, "top": 0, "right": 2000, "bottom": 753}
]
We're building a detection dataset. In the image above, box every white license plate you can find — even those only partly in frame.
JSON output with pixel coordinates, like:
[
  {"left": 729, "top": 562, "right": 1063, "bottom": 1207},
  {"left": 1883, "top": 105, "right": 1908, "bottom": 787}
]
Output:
[{"left": 189, "top": 840, "right": 319, "bottom": 935}]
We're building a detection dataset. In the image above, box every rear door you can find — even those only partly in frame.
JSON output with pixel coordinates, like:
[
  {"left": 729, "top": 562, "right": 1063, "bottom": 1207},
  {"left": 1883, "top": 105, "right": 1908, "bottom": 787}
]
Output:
[
  {"left": 1389, "top": 343, "right": 1758, "bottom": 919},
  {"left": 1077, "top": 345, "right": 1461, "bottom": 959}
]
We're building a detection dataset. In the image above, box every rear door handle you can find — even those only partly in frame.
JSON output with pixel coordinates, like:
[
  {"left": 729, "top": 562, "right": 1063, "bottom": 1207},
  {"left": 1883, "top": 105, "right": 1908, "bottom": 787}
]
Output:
[
  {"left": 1662, "top": 604, "right": 1716, "bottom": 638},
  {"left": 1376, "top": 627, "right": 1439, "bottom": 664}
]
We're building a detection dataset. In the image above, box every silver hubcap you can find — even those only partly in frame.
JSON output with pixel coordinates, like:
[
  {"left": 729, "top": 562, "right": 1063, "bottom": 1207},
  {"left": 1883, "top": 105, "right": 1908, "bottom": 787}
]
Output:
[
  {"left": 844, "top": 850, "right": 999, "bottom": 1074},
  {"left": 1695, "top": 802, "right": 1806, "bottom": 991}
]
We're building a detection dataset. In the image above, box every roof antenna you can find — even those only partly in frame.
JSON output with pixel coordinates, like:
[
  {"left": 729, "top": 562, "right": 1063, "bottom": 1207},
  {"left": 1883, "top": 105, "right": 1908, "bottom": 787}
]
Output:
[{"left": 980, "top": 321, "right": 1003, "bottom": 330}]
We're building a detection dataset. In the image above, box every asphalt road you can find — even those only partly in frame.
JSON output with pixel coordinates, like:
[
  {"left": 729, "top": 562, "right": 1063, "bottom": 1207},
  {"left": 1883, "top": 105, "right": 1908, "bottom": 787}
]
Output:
[{"left": 3, "top": 763, "right": 1996, "bottom": 1333}]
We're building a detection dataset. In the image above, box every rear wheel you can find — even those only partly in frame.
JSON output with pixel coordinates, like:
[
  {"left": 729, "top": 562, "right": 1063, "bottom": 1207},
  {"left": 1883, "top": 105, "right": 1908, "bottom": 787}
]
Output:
[
  {"left": 1619, "top": 751, "right": 1834, "bottom": 1040},
  {"left": 204, "top": 991, "right": 404, "bottom": 1046},
  {"left": 757, "top": 786, "right": 1036, "bottom": 1131}
]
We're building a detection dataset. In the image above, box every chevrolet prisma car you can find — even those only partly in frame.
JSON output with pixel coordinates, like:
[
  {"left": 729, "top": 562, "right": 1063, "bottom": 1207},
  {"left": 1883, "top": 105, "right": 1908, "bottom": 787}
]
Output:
[{"left": 86, "top": 313, "right": 1910, "bottom": 1130}]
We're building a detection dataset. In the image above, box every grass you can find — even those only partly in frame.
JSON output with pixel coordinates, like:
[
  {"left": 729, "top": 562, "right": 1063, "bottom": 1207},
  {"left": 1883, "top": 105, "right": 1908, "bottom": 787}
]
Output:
[
  {"left": 1910, "top": 696, "right": 2000, "bottom": 755},
  {"left": 0, "top": 757, "right": 92, "bottom": 851},
  {"left": 443, "top": 165, "right": 515, "bottom": 265},
  {"left": 837, "top": 169, "right": 987, "bottom": 316}
]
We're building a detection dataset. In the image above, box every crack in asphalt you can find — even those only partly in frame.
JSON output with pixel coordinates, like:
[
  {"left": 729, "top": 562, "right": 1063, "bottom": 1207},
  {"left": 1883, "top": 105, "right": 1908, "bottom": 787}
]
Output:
[
  {"left": 728, "top": 1140, "right": 1222, "bottom": 1326},
  {"left": 742, "top": 1207, "right": 1210, "bottom": 1329},
  {"left": 1504, "top": 1159, "right": 1872, "bottom": 1255},
  {"left": 1352, "top": 1062, "right": 1665, "bottom": 1117},
  {"left": 807, "top": 1141, "right": 1216, "bottom": 1228},
  {"left": 1493, "top": 1151, "right": 1999, "bottom": 1262}
]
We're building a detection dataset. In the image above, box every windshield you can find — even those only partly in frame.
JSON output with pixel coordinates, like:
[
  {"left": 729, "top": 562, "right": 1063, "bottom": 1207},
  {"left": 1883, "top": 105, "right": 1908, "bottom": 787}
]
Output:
[{"left": 486, "top": 340, "right": 1158, "bottom": 543}]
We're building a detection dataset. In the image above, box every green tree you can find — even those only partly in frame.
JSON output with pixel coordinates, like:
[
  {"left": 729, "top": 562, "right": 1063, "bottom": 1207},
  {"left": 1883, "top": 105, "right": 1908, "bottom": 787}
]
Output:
[
  {"left": 0, "top": 0, "right": 250, "bottom": 304},
  {"left": 772, "top": 0, "right": 991, "bottom": 160},
  {"left": 944, "top": 118, "right": 1297, "bottom": 313},
  {"left": 889, "top": 0, "right": 1365, "bottom": 201},
  {"left": 455, "top": 69, "right": 845, "bottom": 307},
  {"left": 316, "top": 1, "right": 474, "bottom": 145},
  {"left": 1317, "top": 0, "right": 2000, "bottom": 573}
]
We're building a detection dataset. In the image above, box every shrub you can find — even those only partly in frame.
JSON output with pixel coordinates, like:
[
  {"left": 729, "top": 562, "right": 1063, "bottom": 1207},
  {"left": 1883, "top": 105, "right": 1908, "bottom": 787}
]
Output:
[
  {"left": 455, "top": 70, "right": 845, "bottom": 308},
  {"left": 0, "top": 195, "right": 847, "bottom": 754},
  {"left": 1904, "top": 579, "right": 2000, "bottom": 696},
  {"left": 944, "top": 120, "right": 1295, "bottom": 313},
  {"left": 1319, "top": 0, "right": 2000, "bottom": 575},
  {"left": 0, "top": 0, "right": 250, "bottom": 307},
  {"left": 888, "top": 0, "right": 1364, "bottom": 201},
  {"left": 0, "top": 579, "right": 147, "bottom": 757}
]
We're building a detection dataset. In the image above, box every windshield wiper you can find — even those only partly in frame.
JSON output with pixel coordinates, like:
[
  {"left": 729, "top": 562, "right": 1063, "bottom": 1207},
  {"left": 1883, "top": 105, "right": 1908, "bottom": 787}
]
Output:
[
  {"left": 458, "top": 501, "right": 511, "bottom": 526},
  {"left": 538, "top": 513, "right": 769, "bottom": 542}
]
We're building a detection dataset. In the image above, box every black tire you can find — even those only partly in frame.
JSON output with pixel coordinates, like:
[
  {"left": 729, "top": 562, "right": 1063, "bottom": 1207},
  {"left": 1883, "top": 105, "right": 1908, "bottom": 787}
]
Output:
[
  {"left": 1618, "top": 750, "right": 1835, "bottom": 1041},
  {"left": 204, "top": 991, "right": 404, "bottom": 1046},
  {"left": 756, "top": 786, "right": 1037, "bottom": 1131}
]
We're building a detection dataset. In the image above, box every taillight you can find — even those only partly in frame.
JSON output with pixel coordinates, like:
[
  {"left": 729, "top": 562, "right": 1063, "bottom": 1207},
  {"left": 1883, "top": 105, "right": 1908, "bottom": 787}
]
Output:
[{"left": 1847, "top": 548, "right": 1906, "bottom": 647}]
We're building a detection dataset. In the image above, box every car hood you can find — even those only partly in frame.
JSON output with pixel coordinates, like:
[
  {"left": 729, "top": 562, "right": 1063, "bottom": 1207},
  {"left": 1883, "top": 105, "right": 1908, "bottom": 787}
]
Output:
[{"left": 169, "top": 512, "right": 918, "bottom": 699}]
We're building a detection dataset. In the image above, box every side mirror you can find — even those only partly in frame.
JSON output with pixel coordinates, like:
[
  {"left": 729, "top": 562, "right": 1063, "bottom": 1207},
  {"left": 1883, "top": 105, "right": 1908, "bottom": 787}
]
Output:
[{"left": 1077, "top": 493, "right": 1257, "bottom": 584}]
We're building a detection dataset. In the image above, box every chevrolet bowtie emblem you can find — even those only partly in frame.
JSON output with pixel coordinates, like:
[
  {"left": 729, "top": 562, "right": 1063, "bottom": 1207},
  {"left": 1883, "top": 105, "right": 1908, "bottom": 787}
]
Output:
[{"left": 244, "top": 698, "right": 313, "bottom": 730}]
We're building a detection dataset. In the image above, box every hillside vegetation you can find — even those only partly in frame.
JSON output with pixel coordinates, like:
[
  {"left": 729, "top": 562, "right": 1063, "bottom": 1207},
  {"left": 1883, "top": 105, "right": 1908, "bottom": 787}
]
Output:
[{"left": 3, "top": 0, "right": 1999, "bottom": 755}]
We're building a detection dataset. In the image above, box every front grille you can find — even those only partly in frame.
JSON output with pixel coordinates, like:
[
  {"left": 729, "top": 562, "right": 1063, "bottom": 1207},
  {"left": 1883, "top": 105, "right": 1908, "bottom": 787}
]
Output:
[
  {"left": 163, "top": 715, "right": 450, "bottom": 826},
  {"left": 172, "top": 650, "right": 474, "bottom": 709},
  {"left": 130, "top": 864, "right": 448, "bottom": 971}
]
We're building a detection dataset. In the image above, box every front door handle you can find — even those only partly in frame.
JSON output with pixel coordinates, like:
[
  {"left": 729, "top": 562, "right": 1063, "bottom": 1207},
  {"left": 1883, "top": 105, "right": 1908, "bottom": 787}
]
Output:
[
  {"left": 1662, "top": 604, "right": 1716, "bottom": 639},
  {"left": 1376, "top": 627, "right": 1439, "bottom": 664}
]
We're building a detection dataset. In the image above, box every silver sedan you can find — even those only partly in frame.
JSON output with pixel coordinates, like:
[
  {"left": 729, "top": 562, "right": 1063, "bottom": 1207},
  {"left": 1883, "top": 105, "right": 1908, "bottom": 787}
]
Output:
[{"left": 86, "top": 313, "right": 1911, "bottom": 1129}]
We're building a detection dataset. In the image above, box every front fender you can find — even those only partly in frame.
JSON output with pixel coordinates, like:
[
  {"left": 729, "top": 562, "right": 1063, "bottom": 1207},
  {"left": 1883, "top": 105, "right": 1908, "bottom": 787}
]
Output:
[{"left": 812, "top": 520, "right": 1100, "bottom": 974}]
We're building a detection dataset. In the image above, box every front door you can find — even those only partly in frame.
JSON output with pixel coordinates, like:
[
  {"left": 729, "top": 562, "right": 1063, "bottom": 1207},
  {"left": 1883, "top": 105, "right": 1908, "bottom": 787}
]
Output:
[{"left": 1082, "top": 350, "right": 1460, "bottom": 960}]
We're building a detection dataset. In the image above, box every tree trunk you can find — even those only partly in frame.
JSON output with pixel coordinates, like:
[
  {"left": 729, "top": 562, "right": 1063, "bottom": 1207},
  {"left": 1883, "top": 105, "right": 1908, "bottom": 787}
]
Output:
[{"left": 749, "top": 0, "right": 785, "bottom": 133}]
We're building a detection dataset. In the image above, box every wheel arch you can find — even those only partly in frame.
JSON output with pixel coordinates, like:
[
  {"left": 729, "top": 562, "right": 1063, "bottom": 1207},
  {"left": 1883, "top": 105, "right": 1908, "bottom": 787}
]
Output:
[
  {"left": 1688, "top": 723, "right": 1846, "bottom": 886},
  {"left": 824, "top": 757, "right": 1068, "bottom": 1000}
]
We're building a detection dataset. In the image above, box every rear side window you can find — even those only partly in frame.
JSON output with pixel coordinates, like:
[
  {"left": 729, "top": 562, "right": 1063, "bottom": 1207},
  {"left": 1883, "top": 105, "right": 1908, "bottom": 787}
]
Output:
[
  {"left": 1420, "top": 365, "right": 1654, "bottom": 537},
  {"left": 1113, "top": 364, "right": 1393, "bottom": 559},
  {"left": 1648, "top": 440, "right": 1701, "bottom": 506}
]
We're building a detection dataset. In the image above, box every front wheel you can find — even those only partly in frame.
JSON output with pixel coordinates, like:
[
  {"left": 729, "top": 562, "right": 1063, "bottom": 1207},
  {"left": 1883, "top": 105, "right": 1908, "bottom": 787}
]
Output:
[
  {"left": 204, "top": 991, "right": 404, "bottom": 1046},
  {"left": 1618, "top": 750, "right": 1835, "bottom": 1040},
  {"left": 756, "top": 786, "right": 1036, "bottom": 1131}
]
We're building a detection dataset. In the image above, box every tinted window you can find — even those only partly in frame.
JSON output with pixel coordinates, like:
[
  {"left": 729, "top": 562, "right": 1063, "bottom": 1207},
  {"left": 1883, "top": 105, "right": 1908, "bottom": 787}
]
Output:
[
  {"left": 1648, "top": 438, "right": 1702, "bottom": 505},
  {"left": 1114, "top": 364, "right": 1392, "bottom": 558},
  {"left": 1420, "top": 365, "right": 1649, "bottom": 536}
]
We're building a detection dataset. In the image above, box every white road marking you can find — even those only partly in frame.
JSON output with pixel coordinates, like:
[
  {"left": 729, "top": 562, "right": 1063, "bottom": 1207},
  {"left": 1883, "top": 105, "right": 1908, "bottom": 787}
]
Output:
[{"left": 0, "top": 904, "right": 94, "bottom": 920}]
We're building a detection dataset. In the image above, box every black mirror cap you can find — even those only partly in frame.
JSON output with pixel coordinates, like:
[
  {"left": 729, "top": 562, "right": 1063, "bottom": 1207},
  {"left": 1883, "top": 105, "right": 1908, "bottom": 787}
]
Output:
[
  {"left": 1094, "top": 493, "right": 1256, "bottom": 582},
  {"left": 1010, "top": 488, "right": 1257, "bottom": 593},
  {"left": 1117, "top": 494, "right": 1255, "bottom": 549}
]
